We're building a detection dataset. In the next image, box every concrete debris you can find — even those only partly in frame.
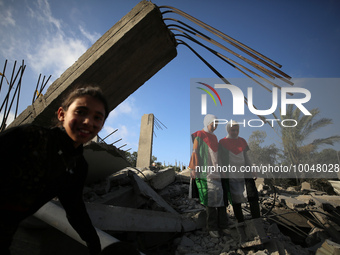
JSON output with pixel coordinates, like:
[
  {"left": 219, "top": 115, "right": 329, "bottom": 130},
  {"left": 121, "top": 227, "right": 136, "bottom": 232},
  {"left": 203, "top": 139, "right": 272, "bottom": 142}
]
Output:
[
  {"left": 129, "top": 170, "right": 179, "bottom": 214},
  {"left": 277, "top": 195, "right": 307, "bottom": 209},
  {"left": 7, "top": 0, "right": 339, "bottom": 252},
  {"left": 176, "top": 168, "right": 191, "bottom": 184},
  {"left": 79, "top": 165, "right": 340, "bottom": 254},
  {"left": 316, "top": 239, "right": 340, "bottom": 255},
  {"left": 328, "top": 180, "right": 340, "bottom": 196},
  {"left": 14, "top": 162, "right": 340, "bottom": 254},
  {"left": 84, "top": 141, "right": 130, "bottom": 184},
  {"left": 138, "top": 167, "right": 176, "bottom": 190},
  {"left": 85, "top": 203, "right": 194, "bottom": 233},
  {"left": 301, "top": 181, "right": 311, "bottom": 191},
  {"left": 238, "top": 219, "right": 269, "bottom": 248}
]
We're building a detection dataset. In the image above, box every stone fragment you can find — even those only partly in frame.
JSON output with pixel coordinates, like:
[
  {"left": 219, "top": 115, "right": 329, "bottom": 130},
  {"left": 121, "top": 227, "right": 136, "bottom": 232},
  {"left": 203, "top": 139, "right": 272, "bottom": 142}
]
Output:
[
  {"left": 180, "top": 236, "right": 195, "bottom": 247},
  {"left": 316, "top": 239, "right": 340, "bottom": 255},
  {"left": 301, "top": 181, "right": 311, "bottom": 191},
  {"left": 149, "top": 167, "right": 176, "bottom": 190},
  {"left": 267, "top": 223, "right": 281, "bottom": 235},
  {"left": 328, "top": 180, "right": 340, "bottom": 195},
  {"left": 277, "top": 195, "right": 307, "bottom": 209}
]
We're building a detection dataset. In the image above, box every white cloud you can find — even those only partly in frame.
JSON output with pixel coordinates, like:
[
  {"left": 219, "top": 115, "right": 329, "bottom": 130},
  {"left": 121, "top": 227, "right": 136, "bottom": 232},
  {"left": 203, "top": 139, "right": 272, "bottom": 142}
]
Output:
[
  {"left": 114, "top": 125, "right": 129, "bottom": 143},
  {"left": 27, "top": 34, "right": 88, "bottom": 77},
  {"left": 79, "top": 25, "right": 101, "bottom": 44},
  {"left": 103, "top": 126, "right": 127, "bottom": 140},
  {"left": 1, "top": 0, "right": 100, "bottom": 80},
  {"left": 101, "top": 124, "right": 137, "bottom": 149},
  {"left": 0, "top": 9, "right": 15, "bottom": 26},
  {"left": 23, "top": 0, "right": 90, "bottom": 77},
  {"left": 28, "top": 0, "right": 62, "bottom": 31},
  {"left": 99, "top": 97, "right": 140, "bottom": 151},
  {"left": 106, "top": 97, "right": 136, "bottom": 121},
  {"left": 0, "top": 111, "right": 15, "bottom": 128}
]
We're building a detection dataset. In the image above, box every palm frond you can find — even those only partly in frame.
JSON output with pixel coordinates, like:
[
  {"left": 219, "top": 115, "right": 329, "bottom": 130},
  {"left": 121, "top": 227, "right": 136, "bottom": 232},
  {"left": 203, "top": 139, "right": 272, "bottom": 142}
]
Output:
[
  {"left": 302, "top": 117, "right": 333, "bottom": 140},
  {"left": 311, "top": 135, "right": 340, "bottom": 148}
]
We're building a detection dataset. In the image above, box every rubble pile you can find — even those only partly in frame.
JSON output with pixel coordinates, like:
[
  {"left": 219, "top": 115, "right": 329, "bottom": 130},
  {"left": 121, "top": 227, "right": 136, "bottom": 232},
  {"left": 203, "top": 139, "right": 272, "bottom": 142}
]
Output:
[{"left": 82, "top": 167, "right": 340, "bottom": 255}]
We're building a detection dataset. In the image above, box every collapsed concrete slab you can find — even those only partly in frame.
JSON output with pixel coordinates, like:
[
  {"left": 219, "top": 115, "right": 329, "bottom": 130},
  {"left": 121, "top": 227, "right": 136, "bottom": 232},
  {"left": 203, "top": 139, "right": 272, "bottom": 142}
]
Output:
[
  {"left": 312, "top": 208, "right": 340, "bottom": 244},
  {"left": 102, "top": 167, "right": 177, "bottom": 206},
  {"left": 129, "top": 170, "right": 178, "bottom": 214},
  {"left": 8, "top": 0, "right": 177, "bottom": 128},
  {"left": 86, "top": 203, "right": 196, "bottom": 232},
  {"left": 316, "top": 239, "right": 340, "bottom": 255},
  {"left": 83, "top": 142, "right": 130, "bottom": 183},
  {"left": 327, "top": 180, "right": 340, "bottom": 195},
  {"left": 92, "top": 185, "right": 147, "bottom": 208},
  {"left": 146, "top": 167, "right": 176, "bottom": 190},
  {"left": 176, "top": 168, "right": 191, "bottom": 184},
  {"left": 278, "top": 195, "right": 307, "bottom": 210},
  {"left": 311, "top": 195, "right": 340, "bottom": 208}
]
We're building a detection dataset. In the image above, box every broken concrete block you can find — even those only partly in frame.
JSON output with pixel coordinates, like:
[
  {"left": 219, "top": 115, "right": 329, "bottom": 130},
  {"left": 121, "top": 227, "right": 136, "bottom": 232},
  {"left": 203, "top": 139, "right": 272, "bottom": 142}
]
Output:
[
  {"left": 86, "top": 203, "right": 195, "bottom": 233},
  {"left": 328, "top": 180, "right": 340, "bottom": 195},
  {"left": 312, "top": 195, "right": 340, "bottom": 208},
  {"left": 255, "top": 178, "right": 265, "bottom": 188},
  {"left": 312, "top": 209, "right": 340, "bottom": 244},
  {"left": 137, "top": 168, "right": 175, "bottom": 190},
  {"left": 84, "top": 142, "right": 130, "bottom": 184},
  {"left": 241, "top": 218, "right": 269, "bottom": 248},
  {"left": 278, "top": 195, "right": 307, "bottom": 209},
  {"left": 301, "top": 181, "right": 311, "bottom": 191},
  {"left": 189, "top": 211, "right": 208, "bottom": 230},
  {"left": 268, "top": 223, "right": 281, "bottom": 235},
  {"left": 176, "top": 168, "right": 191, "bottom": 184},
  {"left": 294, "top": 195, "right": 317, "bottom": 207},
  {"left": 92, "top": 186, "right": 147, "bottom": 209},
  {"left": 252, "top": 250, "right": 269, "bottom": 255},
  {"left": 179, "top": 236, "right": 195, "bottom": 247},
  {"left": 257, "top": 183, "right": 265, "bottom": 193},
  {"left": 128, "top": 170, "right": 178, "bottom": 214},
  {"left": 264, "top": 239, "right": 287, "bottom": 255},
  {"left": 316, "top": 239, "right": 340, "bottom": 255},
  {"left": 137, "top": 169, "right": 156, "bottom": 181},
  {"left": 305, "top": 227, "right": 328, "bottom": 248},
  {"left": 272, "top": 208, "right": 310, "bottom": 229},
  {"left": 149, "top": 167, "right": 175, "bottom": 190}
]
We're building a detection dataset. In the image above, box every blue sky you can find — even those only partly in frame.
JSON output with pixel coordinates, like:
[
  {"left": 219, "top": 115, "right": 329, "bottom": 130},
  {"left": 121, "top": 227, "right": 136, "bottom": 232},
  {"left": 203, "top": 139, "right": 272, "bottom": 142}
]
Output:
[{"left": 1, "top": 0, "right": 339, "bottom": 166}]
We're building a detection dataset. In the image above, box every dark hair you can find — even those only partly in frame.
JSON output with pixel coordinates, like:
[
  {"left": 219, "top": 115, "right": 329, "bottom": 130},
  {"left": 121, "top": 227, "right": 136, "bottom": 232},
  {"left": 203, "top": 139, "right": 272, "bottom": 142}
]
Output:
[{"left": 55, "top": 85, "right": 109, "bottom": 126}]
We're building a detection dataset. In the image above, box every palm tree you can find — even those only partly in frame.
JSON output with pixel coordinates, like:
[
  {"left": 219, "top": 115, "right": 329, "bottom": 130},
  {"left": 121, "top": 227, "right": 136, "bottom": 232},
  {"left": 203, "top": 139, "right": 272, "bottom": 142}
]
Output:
[{"left": 280, "top": 104, "right": 340, "bottom": 166}]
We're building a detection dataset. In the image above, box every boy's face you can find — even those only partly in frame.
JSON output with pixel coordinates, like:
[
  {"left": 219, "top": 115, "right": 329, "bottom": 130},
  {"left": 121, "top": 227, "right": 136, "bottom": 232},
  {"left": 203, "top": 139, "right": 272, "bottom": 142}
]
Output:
[
  {"left": 228, "top": 125, "right": 239, "bottom": 138},
  {"left": 58, "top": 95, "right": 105, "bottom": 147}
]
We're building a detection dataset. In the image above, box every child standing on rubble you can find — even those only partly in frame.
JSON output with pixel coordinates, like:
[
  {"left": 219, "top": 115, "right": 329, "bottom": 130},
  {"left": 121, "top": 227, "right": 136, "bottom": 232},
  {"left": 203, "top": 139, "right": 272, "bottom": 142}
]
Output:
[
  {"left": 218, "top": 120, "right": 260, "bottom": 223},
  {"left": 188, "top": 114, "right": 230, "bottom": 238},
  {"left": 0, "top": 86, "right": 109, "bottom": 255}
]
